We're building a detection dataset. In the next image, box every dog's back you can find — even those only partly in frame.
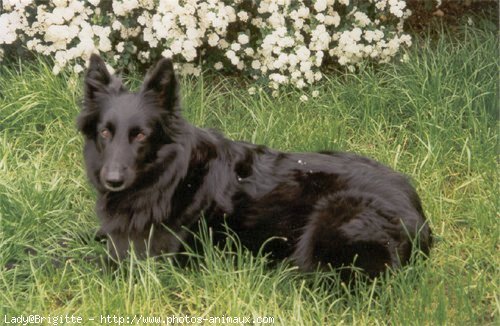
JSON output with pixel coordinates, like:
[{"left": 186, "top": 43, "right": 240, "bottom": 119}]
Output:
[{"left": 199, "top": 144, "right": 432, "bottom": 278}]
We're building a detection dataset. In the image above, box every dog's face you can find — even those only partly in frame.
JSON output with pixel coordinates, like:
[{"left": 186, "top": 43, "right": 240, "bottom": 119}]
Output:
[{"left": 78, "top": 54, "right": 181, "bottom": 192}]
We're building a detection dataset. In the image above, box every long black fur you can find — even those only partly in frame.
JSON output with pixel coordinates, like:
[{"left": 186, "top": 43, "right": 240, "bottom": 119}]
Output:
[{"left": 78, "top": 54, "right": 432, "bottom": 278}]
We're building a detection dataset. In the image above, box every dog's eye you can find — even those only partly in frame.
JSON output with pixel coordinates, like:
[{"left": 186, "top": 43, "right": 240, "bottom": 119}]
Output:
[
  {"left": 100, "top": 128, "right": 111, "bottom": 139},
  {"left": 135, "top": 132, "right": 146, "bottom": 142}
]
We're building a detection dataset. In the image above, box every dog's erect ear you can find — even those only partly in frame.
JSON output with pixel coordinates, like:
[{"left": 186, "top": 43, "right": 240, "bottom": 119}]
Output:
[
  {"left": 79, "top": 54, "right": 122, "bottom": 137},
  {"left": 84, "top": 54, "right": 124, "bottom": 101},
  {"left": 84, "top": 54, "right": 112, "bottom": 100},
  {"left": 141, "top": 58, "right": 180, "bottom": 112}
]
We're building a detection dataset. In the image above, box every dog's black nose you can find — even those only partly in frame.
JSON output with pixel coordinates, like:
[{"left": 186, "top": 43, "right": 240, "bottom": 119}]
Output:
[{"left": 104, "top": 171, "right": 125, "bottom": 190}]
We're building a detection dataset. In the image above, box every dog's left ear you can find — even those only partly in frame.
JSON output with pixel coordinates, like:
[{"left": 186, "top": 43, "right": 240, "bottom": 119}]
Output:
[{"left": 141, "top": 58, "right": 180, "bottom": 112}]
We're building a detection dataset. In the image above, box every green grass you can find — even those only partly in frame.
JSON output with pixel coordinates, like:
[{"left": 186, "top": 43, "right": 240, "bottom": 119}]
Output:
[{"left": 0, "top": 24, "right": 498, "bottom": 324}]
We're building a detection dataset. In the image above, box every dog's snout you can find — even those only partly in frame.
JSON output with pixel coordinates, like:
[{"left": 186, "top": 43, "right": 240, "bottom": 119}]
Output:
[{"left": 103, "top": 168, "right": 126, "bottom": 191}]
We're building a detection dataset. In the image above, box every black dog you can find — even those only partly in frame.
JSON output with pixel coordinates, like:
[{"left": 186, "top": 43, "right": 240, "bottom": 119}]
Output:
[{"left": 78, "top": 54, "right": 432, "bottom": 278}]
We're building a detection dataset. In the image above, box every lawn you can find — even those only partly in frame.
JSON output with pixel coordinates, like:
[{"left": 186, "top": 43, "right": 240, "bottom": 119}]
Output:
[{"left": 0, "top": 24, "right": 498, "bottom": 324}]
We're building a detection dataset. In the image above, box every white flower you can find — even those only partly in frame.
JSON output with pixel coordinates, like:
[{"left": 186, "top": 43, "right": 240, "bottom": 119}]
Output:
[
  {"left": 376, "top": 0, "right": 387, "bottom": 10},
  {"left": 137, "top": 15, "right": 148, "bottom": 26},
  {"left": 214, "top": 61, "right": 223, "bottom": 70},
  {"left": 52, "top": 64, "right": 61, "bottom": 75},
  {"left": 312, "top": 90, "right": 319, "bottom": 98},
  {"left": 230, "top": 57, "right": 240, "bottom": 66},
  {"left": 299, "top": 94, "right": 308, "bottom": 102},
  {"left": 208, "top": 33, "right": 219, "bottom": 47},
  {"left": 231, "top": 43, "right": 241, "bottom": 51},
  {"left": 182, "top": 40, "right": 197, "bottom": 61},
  {"left": 354, "top": 11, "right": 371, "bottom": 27},
  {"left": 296, "top": 46, "right": 311, "bottom": 61},
  {"left": 180, "top": 63, "right": 201, "bottom": 76},
  {"left": 226, "top": 50, "right": 236, "bottom": 60},
  {"left": 270, "top": 73, "right": 287, "bottom": 84},
  {"left": 98, "top": 37, "right": 112, "bottom": 52},
  {"left": 112, "top": 20, "right": 122, "bottom": 31},
  {"left": 161, "top": 49, "right": 173, "bottom": 58},
  {"left": 170, "top": 40, "right": 182, "bottom": 54},
  {"left": 314, "top": 0, "right": 328, "bottom": 13},
  {"left": 218, "top": 39, "right": 229, "bottom": 49},
  {"left": 186, "top": 27, "right": 199, "bottom": 40},
  {"left": 399, "top": 34, "right": 412, "bottom": 46},
  {"left": 238, "top": 34, "right": 249, "bottom": 45},
  {"left": 45, "top": 25, "right": 77, "bottom": 45},
  {"left": 389, "top": 0, "right": 406, "bottom": 18},
  {"left": 310, "top": 25, "right": 330, "bottom": 50},
  {"left": 316, "top": 13, "right": 325, "bottom": 23},
  {"left": 297, "top": 6, "right": 310, "bottom": 17},
  {"left": 237, "top": 11, "right": 249, "bottom": 22},
  {"left": 138, "top": 50, "right": 149, "bottom": 62},
  {"left": 244, "top": 48, "right": 254, "bottom": 56},
  {"left": 113, "top": 0, "right": 139, "bottom": 16},
  {"left": 53, "top": 0, "right": 67, "bottom": 8},
  {"left": 116, "top": 42, "right": 124, "bottom": 53},
  {"left": 73, "top": 63, "right": 84, "bottom": 73}
]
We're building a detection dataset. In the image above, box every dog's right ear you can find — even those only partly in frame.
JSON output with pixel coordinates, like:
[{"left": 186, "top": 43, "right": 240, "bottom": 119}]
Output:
[
  {"left": 84, "top": 54, "right": 113, "bottom": 101},
  {"left": 83, "top": 54, "right": 126, "bottom": 103},
  {"left": 79, "top": 55, "right": 120, "bottom": 137}
]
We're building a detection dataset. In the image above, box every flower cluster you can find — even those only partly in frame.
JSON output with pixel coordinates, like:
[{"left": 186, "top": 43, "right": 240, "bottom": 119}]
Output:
[{"left": 1, "top": 0, "right": 413, "bottom": 89}]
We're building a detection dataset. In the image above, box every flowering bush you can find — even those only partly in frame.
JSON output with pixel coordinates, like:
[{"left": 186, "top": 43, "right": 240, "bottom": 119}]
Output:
[{"left": 1, "top": 0, "right": 412, "bottom": 89}]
